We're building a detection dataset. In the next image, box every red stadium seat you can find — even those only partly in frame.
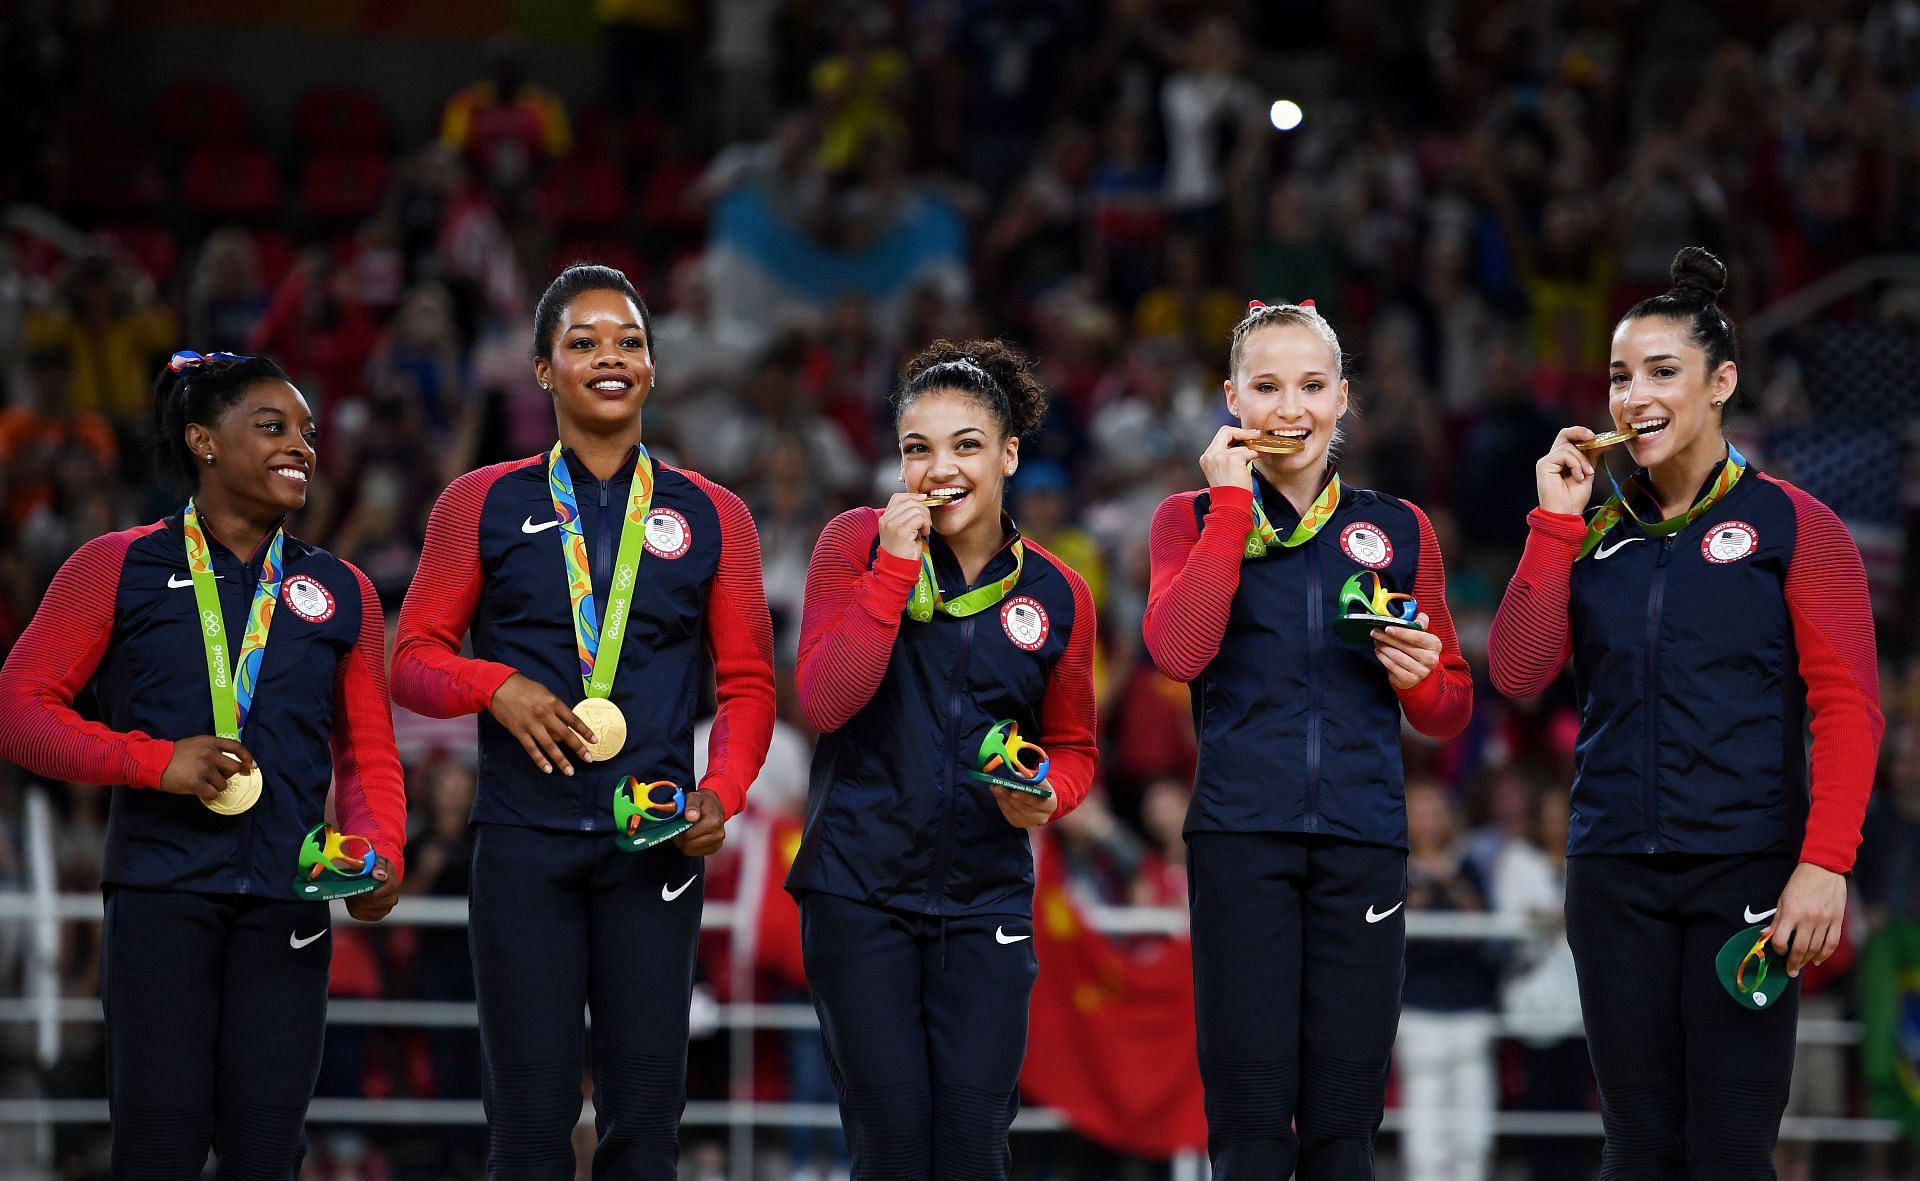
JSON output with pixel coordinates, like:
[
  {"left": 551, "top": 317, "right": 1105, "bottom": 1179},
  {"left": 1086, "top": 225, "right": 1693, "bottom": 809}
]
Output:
[
  {"left": 540, "top": 156, "right": 627, "bottom": 230},
  {"left": 95, "top": 223, "right": 181, "bottom": 286},
  {"left": 75, "top": 138, "right": 173, "bottom": 214},
  {"left": 300, "top": 151, "right": 390, "bottom": 221},
  {"left": 552, "top": 239, "right": 644, "bottom": 284},
  {"left": 181, "top": 147, "right": 284, "bottom": 219},
  {"left": 295, "top": 86, "right": 389, "bottom": 152},
  {"left": 157, "top": 81, "right": 253, "bottom": 148},
  {"left": 249, "top": 230, "right": 298, "bottom": 288}
]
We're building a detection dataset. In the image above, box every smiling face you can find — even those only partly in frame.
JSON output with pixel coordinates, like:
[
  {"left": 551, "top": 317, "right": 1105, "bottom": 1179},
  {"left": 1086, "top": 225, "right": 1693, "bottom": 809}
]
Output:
[
  {"left": 1608, "top": 315, "right": 1736, "bottom": 467},
  {"left": 898, "top": 388, "right": 1019, "bottom": 539},
  {"left": 533, "top": 287, "right": 655, "bottom": 433},
  {"left": 1225, "top": 322, "right": 1349, "bottom": 478},
  {"left": 185, "top": 379, "right": 316, "bottom": 516}
]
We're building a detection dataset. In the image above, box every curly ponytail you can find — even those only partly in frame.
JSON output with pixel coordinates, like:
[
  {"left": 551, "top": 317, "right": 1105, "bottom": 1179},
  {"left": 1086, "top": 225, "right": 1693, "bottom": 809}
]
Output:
[{"left": 891, "top": 338, "right": 1049, "bottom": 438}]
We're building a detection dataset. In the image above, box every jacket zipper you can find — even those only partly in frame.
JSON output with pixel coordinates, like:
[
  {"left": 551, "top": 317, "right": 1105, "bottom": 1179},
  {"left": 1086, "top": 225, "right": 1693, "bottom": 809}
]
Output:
[
  {"left": 1305, "top": 544, "right": 1323, "bottom": 831},
  {"left": 234, "top": 546, "right": 260, "bottom": 891},
  {"left": 927, "top": 538, "right": 1013, "bottom": 907},
  {"left": 1642, "top": 537, "right": 1674, "bottom": 852},
  {"left": 585, "top": 474, "right": 613, "bottom": 828},
  {"left": 928, "top": 615, "right": 976, "bottom": 907}
]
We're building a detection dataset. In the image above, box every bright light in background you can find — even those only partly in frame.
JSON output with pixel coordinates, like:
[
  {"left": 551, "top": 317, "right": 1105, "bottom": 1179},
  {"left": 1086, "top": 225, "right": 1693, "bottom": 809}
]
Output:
[{"left": 1269, "top": 99, "right": 1304, "bottom": 132}]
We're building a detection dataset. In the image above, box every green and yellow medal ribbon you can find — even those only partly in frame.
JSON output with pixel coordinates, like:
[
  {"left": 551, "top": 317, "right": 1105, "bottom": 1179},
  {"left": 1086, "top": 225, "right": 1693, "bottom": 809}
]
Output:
[
  {"left": 1245, "top": 470, "right": 1343, "bottom": 558},
  {"left": 907, "top": 537, "right": 1025, "bottom": 622},
  {"left": 1577, "top": 442, "right": 1747, "bottom": 560},
  {"left": 182, "top": 499, "right": 285, "bottom": 740},
  {"left": 546, "top": 442, "right": 653, "bottom": 698}
]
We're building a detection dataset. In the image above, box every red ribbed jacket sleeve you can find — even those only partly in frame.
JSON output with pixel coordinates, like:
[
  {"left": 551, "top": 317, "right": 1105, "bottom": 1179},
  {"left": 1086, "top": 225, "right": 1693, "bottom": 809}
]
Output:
[
  {"left": 1396, "top": 503, "right": 1474, "bottom": 739},
  {"left": 1488, "top": 508, "right": 1587, "bottom": 697},
  {"left": 330, "top": 565, "right": 408, "bottom": 876},
  {"left": 795, "top": 508, "right": 919, "bottom": 733},
  {"left": 1030, "top": 546, "right": 1099, "bottom": 820},
  {"left": 0, "top": 526, "right": 176, "bottom": 789},
  {"left": 1142, "top": 486, "right": 1254, "bottom": 682},
  {"left": 391, "top": 463, "right": 522, "bottom": 717},
  {"left": 679, "top": 468, "right": 776, "bottom": 818},
  {"left": 1766, "top": 476, "right": 1884, "bottom": 873}
]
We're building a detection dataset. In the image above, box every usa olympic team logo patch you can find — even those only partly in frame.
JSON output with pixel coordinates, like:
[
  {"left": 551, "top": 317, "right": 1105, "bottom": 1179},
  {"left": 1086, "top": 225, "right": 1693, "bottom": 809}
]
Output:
[
  {"left": 1339, "top": 522, "right": 1393, "bottom": 569},
  {"left": 283, "top": 575, "right": 336, "bottom": 623},
  {"left": 643, "top": 508, "right": 692, "bottom": 559},
  {"left": 1703, "top": 521, "right": 1758, "bottom": 564},
  {"left": 1000, "top": 596, "right": 1050, "bottom": 651}
]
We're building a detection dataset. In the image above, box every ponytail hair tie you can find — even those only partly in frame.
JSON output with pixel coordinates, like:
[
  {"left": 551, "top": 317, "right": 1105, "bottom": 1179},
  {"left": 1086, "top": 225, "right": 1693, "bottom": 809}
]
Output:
[{"left": 168, "top": 349, "right": 253, "bottom": 372}]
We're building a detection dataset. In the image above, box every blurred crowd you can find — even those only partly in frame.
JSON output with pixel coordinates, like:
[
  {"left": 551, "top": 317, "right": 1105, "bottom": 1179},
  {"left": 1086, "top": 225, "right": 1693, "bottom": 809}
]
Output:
[{"left": 2, "top": 1, "right": 1920, "bottom": 1178}]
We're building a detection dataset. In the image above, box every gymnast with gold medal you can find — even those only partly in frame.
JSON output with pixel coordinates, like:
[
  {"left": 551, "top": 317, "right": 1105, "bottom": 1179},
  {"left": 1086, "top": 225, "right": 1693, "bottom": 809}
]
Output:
[
  {"left": 0, "top": 350, "right": 406, "bottom": 1175},
  {"left": 393, "top": 263, "right": 776, "bottom": 1177}
]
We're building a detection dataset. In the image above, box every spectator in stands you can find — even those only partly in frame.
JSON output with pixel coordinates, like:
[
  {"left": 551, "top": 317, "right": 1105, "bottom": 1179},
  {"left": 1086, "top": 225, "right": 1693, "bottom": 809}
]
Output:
[
  {"left": 184, "top": 227, "right": 267, "bottom": 355},
  {"left": 0, "top": 340, "right": 116, "bottom": 533},
  {"left": 1159, "top": 16, "right": 1263, "bottom": 250},
  {"left": 439, "top": 36, "right": 570, "bottom": 210},
  {"left": 1397, "top": 777, "right": 1499, "bottom": 1181},
  {"left": 22, "top": 251, "right": 175, "bottom": 428},
  {"left": 1494, "top": 783, "right": 1588, "bottom": 1181},
  {"left": 809, "top": 9, "right": 908, "bottom": 177}
]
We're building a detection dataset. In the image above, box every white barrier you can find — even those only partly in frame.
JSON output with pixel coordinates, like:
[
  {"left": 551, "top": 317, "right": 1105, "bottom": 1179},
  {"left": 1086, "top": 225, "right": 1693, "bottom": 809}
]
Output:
[{"left": 0, "top": 860, "right": 1902, "bottom": 1174}]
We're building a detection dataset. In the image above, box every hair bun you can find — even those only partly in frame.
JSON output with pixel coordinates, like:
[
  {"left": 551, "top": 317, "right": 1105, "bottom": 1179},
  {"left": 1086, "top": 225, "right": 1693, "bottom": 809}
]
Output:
[{"left": 1669, "top": 246, "right": 1728, "bottom": 303}]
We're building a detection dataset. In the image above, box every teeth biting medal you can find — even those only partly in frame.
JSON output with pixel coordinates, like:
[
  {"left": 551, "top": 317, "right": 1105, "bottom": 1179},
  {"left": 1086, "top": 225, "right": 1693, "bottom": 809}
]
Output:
[
  {"left": 1242, "top": 434, "right": 1306, "bottom": 455},
  {"left": 920, "top": 487, "right": 967, "bottom": 506},
  {"left": 1576, "top": 422, "right": 1663, "bottom": 452}
]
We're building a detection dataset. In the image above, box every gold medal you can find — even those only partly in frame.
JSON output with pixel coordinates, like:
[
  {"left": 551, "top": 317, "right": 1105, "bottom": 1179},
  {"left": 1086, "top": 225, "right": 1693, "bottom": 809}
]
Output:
[
  {"left": 1576, "top": 429, "right": 1638, "bottom": 452},
  {"left": 574, "top": 697, "right": 628, "bottom": 760},
  {"left": 919, "top": 488, "right": 967, "bottom": 507},
  {"left": 1242, "top": 435, "right": 1305, "bottom": 455},
  {"left": 205, "top": 763, "right": 263, "bottom": 815}
]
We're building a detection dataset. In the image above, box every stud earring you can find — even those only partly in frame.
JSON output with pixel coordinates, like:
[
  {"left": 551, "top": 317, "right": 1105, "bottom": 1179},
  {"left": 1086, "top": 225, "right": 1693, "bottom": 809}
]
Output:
[{"left": 203, "top": 453, "right": 215, "bottom": 466}]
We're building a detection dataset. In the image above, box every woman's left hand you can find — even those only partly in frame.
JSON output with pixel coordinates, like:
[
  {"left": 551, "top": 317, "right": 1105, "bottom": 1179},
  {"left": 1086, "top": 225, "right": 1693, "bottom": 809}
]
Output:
[
  {"left": 345, "top": 857, "right": 401, "bottom": 922},
  {"left": 1373, "top": 613, "right": 1442, "bottom": 690},
  {"left": 672, "top": 788, "right": 729, "bottom": 857},
  {"left": 1768, "top": 862, "right": 1848, "bottom": 977},
  {"left": 992, "top": 784, "right": 1059, "bottom": 828}
]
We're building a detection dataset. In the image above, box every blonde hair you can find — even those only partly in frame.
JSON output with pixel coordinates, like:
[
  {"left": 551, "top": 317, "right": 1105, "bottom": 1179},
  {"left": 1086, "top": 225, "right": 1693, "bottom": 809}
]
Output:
[{"left": 1228, "top": 301, "right": 1344, "bottom": 380}]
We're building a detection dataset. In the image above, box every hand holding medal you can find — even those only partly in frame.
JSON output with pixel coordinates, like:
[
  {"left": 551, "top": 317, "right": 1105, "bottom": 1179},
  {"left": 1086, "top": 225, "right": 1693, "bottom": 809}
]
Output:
[
  {"left": 158, "top": 735, "right": 258, "bottom": 803},
  {"left": 1198, "top": 425, "right": 1264, "bottom": 491},
  {"left": 486, "top": 673, "right": 597, "bottom": 775},
  {"left": 879, "top": 491, "right": 935, "bottom": 561},
  {"left": 1536, "top": 426, "right": 1600, "bottom": 516}
]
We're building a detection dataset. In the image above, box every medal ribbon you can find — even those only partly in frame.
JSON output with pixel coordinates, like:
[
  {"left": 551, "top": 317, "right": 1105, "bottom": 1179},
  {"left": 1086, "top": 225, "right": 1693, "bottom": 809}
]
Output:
[
  {"left": 1245, "top": 469, "right": 1343, "bottom": 558},
  {"left": 548, "top": 442, "right": 654, "bottom": 698},
  {"left": 1577, "top": 442, "right": 1747, "bottom": 560},
  {"left": 908, "top": 537, "right": 1025, "bottom": 622},
  {"left": 182, "top": 499, "right": 285, "bottom": 740}
]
